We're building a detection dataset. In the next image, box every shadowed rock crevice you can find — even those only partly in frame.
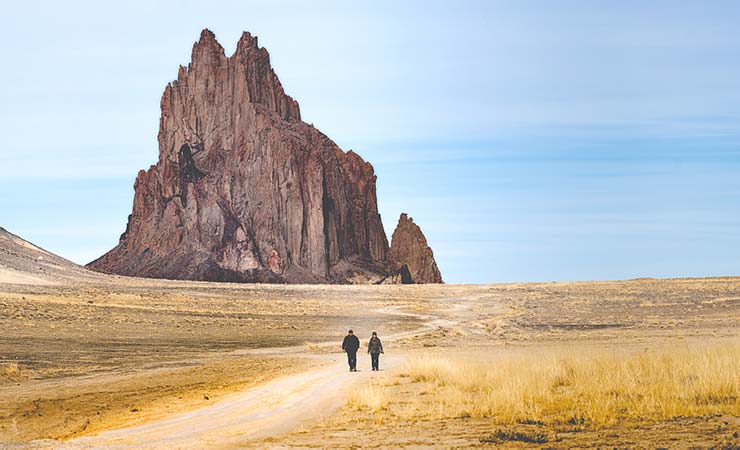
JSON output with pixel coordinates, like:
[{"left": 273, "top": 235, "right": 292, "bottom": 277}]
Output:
[{"left": 178, "top": 144, "right": 206, "bottom": 207}]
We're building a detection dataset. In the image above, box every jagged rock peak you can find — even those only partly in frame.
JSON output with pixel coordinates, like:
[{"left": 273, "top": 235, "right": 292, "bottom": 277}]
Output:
[
  {"left": 236, "top": 31, "right": 259, "bottom": 52},
  {"left": 184, "top": 29, "right": 299, "bottom": 121},
  {"left": 88, "top": 29, "right": 393, "bottom": 284},
  {"left": 198, "top": 28, "right": 221, "bottom": 47},
  {"left": 388, "top": 213, "right": 443, "bottom": 284},
  {"left": 191, "top": 28, "right": 226, "bottom": 64}
]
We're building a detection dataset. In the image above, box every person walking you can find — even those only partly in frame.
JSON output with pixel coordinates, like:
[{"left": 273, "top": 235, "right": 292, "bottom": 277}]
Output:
[
  {"left": 341, "top": 329, "right": 360, "bottom": 372},
  {"left": 367, "top": 331, "right": 384, "bottom": 371}
]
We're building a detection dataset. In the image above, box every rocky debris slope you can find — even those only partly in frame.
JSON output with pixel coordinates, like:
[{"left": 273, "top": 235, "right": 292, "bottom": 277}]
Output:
[
  {"left": 0, "top": 227, "right": 104, "bottom": 284},
  {"left": 387, "top": 214, "right": 443, "bottom": 284},
  {"left": 89, "top": 29, "right": 441, "bottom": 284}
]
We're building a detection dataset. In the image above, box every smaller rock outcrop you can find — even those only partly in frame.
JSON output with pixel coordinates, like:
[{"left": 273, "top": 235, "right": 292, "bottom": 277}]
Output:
[{"left": 388, "top": 214, "right": 443, "bottom": 284}]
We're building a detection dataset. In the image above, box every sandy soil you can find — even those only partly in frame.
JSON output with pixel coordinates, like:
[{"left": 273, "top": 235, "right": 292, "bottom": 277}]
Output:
[
  {"left": 1, "top": 355, "right": 314, "bottom": 442},
  {"left": 1, "top": 272, "right": 738, "bottom": 447}
]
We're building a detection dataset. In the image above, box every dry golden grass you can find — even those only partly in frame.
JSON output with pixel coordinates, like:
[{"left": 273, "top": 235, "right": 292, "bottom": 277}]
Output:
[
  {"left": 1, "top": 362, "right": 20, "bottom": 379},
  {"left": 350, "top": 343, "right": 739, "bottom": 429},
  {"left": 348, "top": 385, "right": 390, "bottom": 414},
  {"left": 304, "top": 342, "right": 321, "bottom": 352}
]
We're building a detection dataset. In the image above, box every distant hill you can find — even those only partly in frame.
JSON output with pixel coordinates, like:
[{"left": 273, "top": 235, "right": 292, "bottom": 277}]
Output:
[{"left": 0, "top": 227, "right": 103, "bottom": 284}]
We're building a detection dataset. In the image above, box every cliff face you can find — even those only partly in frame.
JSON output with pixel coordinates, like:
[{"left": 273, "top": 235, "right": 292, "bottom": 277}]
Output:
[
  {"left": 88, "top": 30, "right": 390, "bottom": 283},
  {"left": 388, "top": 214, "right": 443, "bottom": 284}
]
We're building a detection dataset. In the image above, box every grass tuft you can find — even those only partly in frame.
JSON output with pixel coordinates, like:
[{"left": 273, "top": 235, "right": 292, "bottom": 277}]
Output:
[
  {"left": 304, "top": 342, "right": 321, "bottom": 352},
  {"left": 348, "top": 384, "right": 390, "bottom": 414},
  {"left": 1, "top": 362, "right": 20, "bottom": 379}
]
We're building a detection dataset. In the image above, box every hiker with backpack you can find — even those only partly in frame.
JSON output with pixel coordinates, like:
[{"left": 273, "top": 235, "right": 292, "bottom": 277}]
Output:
[{"left": 367, "top": 331, "right": 384, "bottom": 371}]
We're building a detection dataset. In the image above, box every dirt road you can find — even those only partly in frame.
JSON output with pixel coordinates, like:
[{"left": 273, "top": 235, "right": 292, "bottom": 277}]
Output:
[
  {"left": 21, "top": 296, "right": 471, "bottom": 448},
  {"left": 32, "top": 354, "right": 399, "bottom": 449}
]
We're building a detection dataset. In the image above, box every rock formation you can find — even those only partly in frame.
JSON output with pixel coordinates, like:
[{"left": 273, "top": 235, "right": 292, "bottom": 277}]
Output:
[
  {"left": 89, "top": 29, "right": 441, "bottom": 284},
  {"left": 388, "top": 214, "right": 443, "bottom": 284}
]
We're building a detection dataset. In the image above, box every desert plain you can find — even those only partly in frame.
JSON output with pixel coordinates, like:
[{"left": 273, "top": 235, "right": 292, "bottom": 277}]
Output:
[{"left": 0, "top": 230, "right": 738, "bottom": 448}]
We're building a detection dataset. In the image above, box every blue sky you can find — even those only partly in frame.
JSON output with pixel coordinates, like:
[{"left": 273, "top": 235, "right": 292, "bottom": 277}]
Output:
[{"left": 2, "top": 1, "right": 740, "bottom": 283}]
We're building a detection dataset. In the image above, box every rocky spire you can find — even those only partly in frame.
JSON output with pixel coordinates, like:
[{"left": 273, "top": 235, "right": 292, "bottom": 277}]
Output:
[
  {"left": 388, "top": 214, "right": 443, "bottom": 284},
  {"left": 89, "top": 30, "right": 388, "bottom": 283}
]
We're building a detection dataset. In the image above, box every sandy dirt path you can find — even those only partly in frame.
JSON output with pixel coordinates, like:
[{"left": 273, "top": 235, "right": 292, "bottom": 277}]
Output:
[
  {"left": 21, "top": 296, "right": 476, "bottom": 449},
  {"left": 36, "top": 354, "right": 403, "bottom": 449}
]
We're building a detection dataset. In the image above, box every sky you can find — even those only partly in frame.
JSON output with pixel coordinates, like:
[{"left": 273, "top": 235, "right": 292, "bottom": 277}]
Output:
[{"left": 1, "top": 0, "right": 740, "bottom": 284}]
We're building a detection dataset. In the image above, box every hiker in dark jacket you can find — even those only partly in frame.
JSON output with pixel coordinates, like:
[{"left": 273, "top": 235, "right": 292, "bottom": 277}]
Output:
[
  {"left": 367, "top": 331, "right": 384, "bottom": 371},
  {"left": 341, "top": 329, "right": 360, "bottom": 372}
]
